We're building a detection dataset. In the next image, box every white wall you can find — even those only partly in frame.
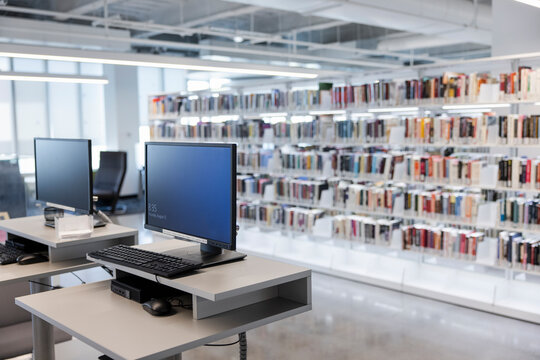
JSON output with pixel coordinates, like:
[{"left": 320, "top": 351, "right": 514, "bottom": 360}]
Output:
[{"left": 492, "top": 0, "right": 540, "bottom": 56}]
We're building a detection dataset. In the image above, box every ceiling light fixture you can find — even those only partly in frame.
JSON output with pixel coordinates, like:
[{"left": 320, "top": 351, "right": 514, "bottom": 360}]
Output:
[
  {"left": 0, "top": 72, "right": 108, "bottom": 84},
  {"left": 233, "top": 36, "right": 244, "bottom": 43},
  {"left": 0, "top": 44, "right": 319, "bottom": 79}
]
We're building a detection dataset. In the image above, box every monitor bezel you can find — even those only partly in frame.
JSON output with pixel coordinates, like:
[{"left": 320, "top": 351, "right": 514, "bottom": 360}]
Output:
[
  {"left": 144, "top": 141, "right": 237, "bottom": 251},
  {"left": 34, "top": 137, "right": 93, "bottom": 215}
]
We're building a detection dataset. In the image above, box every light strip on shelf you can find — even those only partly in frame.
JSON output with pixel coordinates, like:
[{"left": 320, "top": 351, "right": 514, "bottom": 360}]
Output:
[
  {"left": 442, "top": 103, "right": 510, "bottom": 110},
  {"left": 350, "top": 112, "right": 373, "bottom": 118},
  {"left": 535, "top": 102, "right": 540, "bottom": 106},
  {"left": 512, "top": 0, "right": 540, "bottom": 8},
  {"left": 0, "top": 72, "right": 108, "bottom": 84},
  {"left": 308, "top": 110, "right": 346, "bottom": 115},
  {"left": 446, "top": 109, "right": 492, "bottom": 114},
  {"left": 368, "top": 107, "right": 419, "bottom": 113},
  {"left": 259, "top": 112, "right": 288, "bottom": 117},
  {"left": 0, "top": 43, "right": 320, "bottom": 79}
]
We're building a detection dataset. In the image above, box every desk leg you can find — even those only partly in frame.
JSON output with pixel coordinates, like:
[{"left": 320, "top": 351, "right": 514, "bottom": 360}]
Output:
[{"left": 30, "top": 277, "right": 55, "bottom": 360}]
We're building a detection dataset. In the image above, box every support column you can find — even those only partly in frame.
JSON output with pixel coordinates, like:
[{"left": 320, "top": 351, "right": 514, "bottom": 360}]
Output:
[{"left": 103, "top": 65, "right": 140, "bottom": 197}]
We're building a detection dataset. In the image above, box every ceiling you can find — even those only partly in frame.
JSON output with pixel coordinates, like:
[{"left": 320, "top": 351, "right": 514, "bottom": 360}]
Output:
[{"left": 0, "top": 0, "right": 493, "bottom": 77}]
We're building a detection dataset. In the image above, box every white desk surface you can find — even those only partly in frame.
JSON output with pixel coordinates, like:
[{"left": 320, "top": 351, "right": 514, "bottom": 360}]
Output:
[
  {"left": 0, "top": 216, "right": 138, "bottom": 248},
  {"left": 0, "top": 258, "right": 96, "bottom": 286},
  {"left": 16, "top": 280, "right": 310, "bottom": 360},
  {"left": 90, "top": 240, "right": 312, "bottom": 301}
]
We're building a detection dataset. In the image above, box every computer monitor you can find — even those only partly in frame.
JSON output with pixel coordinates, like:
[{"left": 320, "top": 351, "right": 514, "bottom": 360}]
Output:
[
  {"left": 34, "top": 138, "right": 93, "bottom": 214},
  {"left": 144, "top": 142, "right": 245, "bottom": 267}
]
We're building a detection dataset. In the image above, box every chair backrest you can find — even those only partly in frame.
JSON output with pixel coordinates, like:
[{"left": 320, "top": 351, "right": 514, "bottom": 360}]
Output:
[
  {"left": 0, "top": 282, "right": 31, "bottom": 327},
  {"left": 0, "top": 159, "right": 26, "bottom": 218},
  {"left": 94, "top": 151, "right": 127, "bottom": 192}
]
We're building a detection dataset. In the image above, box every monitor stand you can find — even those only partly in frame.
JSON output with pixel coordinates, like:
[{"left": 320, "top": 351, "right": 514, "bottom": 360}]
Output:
[{"left": 180, "top": 243, "right": 246, "bottom": 268}]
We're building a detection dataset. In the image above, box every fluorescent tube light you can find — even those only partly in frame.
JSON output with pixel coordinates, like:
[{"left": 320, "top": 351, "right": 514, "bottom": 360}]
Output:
[
  {"left": 442, "top": 103, "right": 510, "bottom": 110},
  {"left": 351, "top": 112, "right": 373, "bottom": 118},
  {"left": 308, "top": 109, "right": 346, "bottom": 115},
  {"left": 535, "top": 102, "right": 540, "bottom": 105},
  {"left": 0, "top": 72, "right": 108, "bottom": 84},
  {"left": 368, "top": 107, "right": 419, "bottom": 113},
  {"left": 259, "top": 112, "right": 288, "bottom": 117},
  {"left": 0, "top": 44, "right": 320, "bottom": 79},
  {"left": 512, "top": 0, "right": 540, "bottom": 8},
  {"left": 446, "top": 109, "right": 492, "bottom": 114}
]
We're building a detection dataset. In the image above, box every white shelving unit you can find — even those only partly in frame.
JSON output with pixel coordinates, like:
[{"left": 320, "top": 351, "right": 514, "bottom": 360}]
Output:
[
  {"left": 145, "top": 62, "right": 540, "bottom": 322},
  {"left": 237, "top": 225, "right": 540, "bottom": 324}
]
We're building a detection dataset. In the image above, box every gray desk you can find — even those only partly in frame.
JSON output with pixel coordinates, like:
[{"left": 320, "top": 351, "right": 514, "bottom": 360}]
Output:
[
  {"left": 0, "top": 215, "right": 138, "bottom": 360},
  {"left": 16, "top": 240, "right": 312, "bottom": 360}
]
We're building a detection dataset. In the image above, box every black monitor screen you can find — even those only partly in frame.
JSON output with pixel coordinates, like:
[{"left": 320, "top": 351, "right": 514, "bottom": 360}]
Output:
[
  {"left": 34, "top": 138, "right": 92, "bottom": 214},
  {"left": 145, "top": 142, "right": 236, "bottom": 250}
]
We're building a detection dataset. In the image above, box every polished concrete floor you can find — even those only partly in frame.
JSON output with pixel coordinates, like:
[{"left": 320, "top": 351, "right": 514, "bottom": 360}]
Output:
[{"left": 43, "top": 214, "right": 540, "bottom": 359}]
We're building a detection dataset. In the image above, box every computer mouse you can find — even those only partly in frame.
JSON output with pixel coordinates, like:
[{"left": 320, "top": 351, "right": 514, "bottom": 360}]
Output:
[
  {"left": 17, "top": 253, "right": 49, "bottom": 265},
  {"left": 142, "top": 298, "right": 172, "bottom": 316}
]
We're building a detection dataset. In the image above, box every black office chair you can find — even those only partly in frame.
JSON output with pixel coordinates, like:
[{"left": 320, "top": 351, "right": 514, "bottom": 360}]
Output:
[
  {"left": 93, "top": 151, "right": 127, "bottom": 214},
  {"left": 0, "top": 159, "right": 26, "bottom": 219}
]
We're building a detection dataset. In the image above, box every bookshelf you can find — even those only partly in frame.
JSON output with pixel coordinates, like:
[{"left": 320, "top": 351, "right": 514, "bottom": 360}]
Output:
[{"left": 144, "top": 66, "right": 540, "bottom": 323}]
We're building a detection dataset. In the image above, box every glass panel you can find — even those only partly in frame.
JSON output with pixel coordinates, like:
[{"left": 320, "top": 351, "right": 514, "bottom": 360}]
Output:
[
  {"left": 14, "top": 82, "right": 48, "bottom": 156},
  {"left": 47, "top": 60, "right": 77, "bottom": 75},
  {"left": 0, "top": 57, "right": 10, "bottom": 71},
  {"left": 13, "top": 58, "right": 45, "bottom": 73},
  {"left": 0, "top": 79, "right": 14, "bottom": 156},
  {"left": 48, "top": 83, "right": 80, "bottom": 138},
  {"left": 80, "top": 63, "right": 104, "bottom": 76},
  {"left": 81, "top": 83, "right": 107, "bottom": 168}
]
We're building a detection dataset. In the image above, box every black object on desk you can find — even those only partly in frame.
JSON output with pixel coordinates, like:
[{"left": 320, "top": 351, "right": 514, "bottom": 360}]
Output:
[
  {"left": 0, "top": 243, "right": 25, "bottom": 265},
  {"left": 16, "top": 253, "right": 49, "bottom": 265},
  {"left": 111, "top": 274, "right": 183, "bottom": 303},
  {"left": 142, "top": 299, "right": 172, "bottom": 316}
]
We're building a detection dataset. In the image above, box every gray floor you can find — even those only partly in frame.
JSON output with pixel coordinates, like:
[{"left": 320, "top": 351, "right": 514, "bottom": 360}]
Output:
[{"left": 60, "top": 214, "right": 540, "bottom": 359}]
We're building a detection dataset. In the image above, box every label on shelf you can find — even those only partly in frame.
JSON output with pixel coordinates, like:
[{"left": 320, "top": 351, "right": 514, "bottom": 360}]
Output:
[
  {"left": 319, "top": 188, "right": 334, "bottom": 208},
  {"left": 479, "top": 165, "right": 498, "bottom": 188},
  {"left": 312, "top": 217, "right": 332, "bottom": 238},
  {"left": 476, "top": 202, "right": 498, "bottom": 227},
  {"left": 263, "top": 186, "right": 275, "bottom": 201},
  {"left": 388, "top": 126, "right": 406, "bottom": 145}
]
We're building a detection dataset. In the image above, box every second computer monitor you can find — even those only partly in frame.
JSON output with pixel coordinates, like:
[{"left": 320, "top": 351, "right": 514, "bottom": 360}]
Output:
[
  {"left": 144, "top": 142, "right": 237, "bottom": 252},
  {"left": 34, "top": 138, "right": 93, "bottom": 214}
]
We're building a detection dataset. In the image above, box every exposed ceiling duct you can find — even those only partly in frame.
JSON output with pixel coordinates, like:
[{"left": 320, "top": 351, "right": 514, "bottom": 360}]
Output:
[{"left": 222, "top": 0, "right": 492, "bottom": 47}]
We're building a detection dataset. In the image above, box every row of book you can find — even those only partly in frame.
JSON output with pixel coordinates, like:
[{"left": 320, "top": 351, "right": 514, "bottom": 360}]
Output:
[
  {"left": 237, "top": 174, "right": 540, "bottom": 229},
  {"left": 235, "top": 147, "right": 540, "bottom": 191},
  {"left": 237, "top": 201, "right": 324, "bottom": 233},
  {"left": 497, "top": 231, "right": 540, "bottom": 271},
  {"left": 499, "top": 197, "right": 540, "bottom": 228},
  {"left": 332, "top": 215, "right": 401, "bottom": 246},
  {"left": 337, "top": 152, "right": 540, "bottom": 189},
  {"left": 330, "top": 181, "right": 487, "bottom": 222},
  {"left": 402, "top": 224, "right": 485, "bottom": 260},
  {"left": 148, "top": 68, "right": 540, "bottom": 116},
  {"left": 149, "top": 115, "right": 540, "bottom": 146}
]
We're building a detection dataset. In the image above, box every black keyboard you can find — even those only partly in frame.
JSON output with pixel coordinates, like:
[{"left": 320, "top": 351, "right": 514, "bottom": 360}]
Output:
[
  {"left": 88, "top": 245, "right": 202, "bottom": 278},
  {"left": 0, "top": 243, "right": 25, "bottom": 265}
]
